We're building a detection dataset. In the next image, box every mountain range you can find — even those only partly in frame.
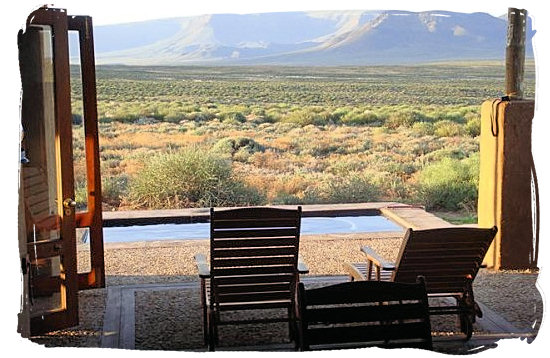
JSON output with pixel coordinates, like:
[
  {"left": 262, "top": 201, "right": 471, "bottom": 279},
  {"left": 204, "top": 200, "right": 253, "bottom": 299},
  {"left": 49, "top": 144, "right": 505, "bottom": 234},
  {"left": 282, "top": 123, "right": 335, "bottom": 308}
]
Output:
[{"left": 84, "top": 10, "right": 535, "bottom": 66}]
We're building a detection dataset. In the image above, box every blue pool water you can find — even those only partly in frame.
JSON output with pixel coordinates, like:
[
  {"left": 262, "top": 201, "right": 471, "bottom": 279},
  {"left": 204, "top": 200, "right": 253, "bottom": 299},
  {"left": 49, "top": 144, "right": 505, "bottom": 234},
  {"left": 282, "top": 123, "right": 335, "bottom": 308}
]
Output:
[{"left": 102, "top": 216, "right": 403, "bottom": 243}]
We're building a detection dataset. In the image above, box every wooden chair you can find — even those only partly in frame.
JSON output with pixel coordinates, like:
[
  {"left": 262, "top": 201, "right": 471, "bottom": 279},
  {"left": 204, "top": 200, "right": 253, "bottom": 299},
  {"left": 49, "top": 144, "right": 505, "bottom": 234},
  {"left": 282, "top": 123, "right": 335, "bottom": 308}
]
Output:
[
  {"left": 344, "top": 226, "right": 497, "bottom": 340},
  {"left": 194, "top": 206, "right": 308, "bottom": 351},
  {"left": 297, "top": 277, "right": 433, "bottom": 351}
]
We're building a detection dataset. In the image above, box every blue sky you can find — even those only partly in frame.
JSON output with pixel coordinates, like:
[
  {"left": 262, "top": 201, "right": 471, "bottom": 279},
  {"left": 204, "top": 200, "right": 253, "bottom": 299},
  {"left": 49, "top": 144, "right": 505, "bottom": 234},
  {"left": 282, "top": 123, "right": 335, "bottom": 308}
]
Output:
[{"left": 46, "top": 0, "right": 509, "bottom": 25}]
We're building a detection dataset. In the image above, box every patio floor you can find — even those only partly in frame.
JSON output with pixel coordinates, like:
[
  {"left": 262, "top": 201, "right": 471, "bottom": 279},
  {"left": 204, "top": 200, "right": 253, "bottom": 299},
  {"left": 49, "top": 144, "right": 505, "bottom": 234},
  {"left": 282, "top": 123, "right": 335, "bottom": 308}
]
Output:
[{"left": 99, "top": 275, "right": 536, "bottom": 352}]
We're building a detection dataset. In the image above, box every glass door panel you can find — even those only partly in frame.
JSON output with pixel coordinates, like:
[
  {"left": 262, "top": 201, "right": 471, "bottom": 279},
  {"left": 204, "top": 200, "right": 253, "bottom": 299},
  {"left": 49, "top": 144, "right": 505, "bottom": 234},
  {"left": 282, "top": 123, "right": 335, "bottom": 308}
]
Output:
[
  {"left": 22, "top": 24, "right": 65, "bottom": 315},
  {"left": 18, "top": 7, "right": 79, "bottom": 335}
]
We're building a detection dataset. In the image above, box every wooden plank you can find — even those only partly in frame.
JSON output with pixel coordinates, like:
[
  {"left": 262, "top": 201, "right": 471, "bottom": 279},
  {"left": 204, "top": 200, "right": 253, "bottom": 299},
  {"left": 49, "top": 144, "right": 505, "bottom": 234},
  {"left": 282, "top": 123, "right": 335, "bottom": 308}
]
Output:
[
  {"left": 403, "top": 247, "right": 488, "bottom": 256},
  {"left": 120, "top": 287, "right": 136, "bottom": 349},
  {"left": 212, "top": 256, "right": 296, "bottom": 267},
  {"left": 100, "top": 286, "right": 122, "bottom": 348},
  {"left": 212, "top": 265, "right": 295, "bottom": 276},
  {"left": 305, "top": 322, "right": 430, "bottom": 346},
  {"left": 28, "top": 200, "right": 50, "bottom": 217},
  {"left": 397, "top": 258, "right": 482, "bottom": 268},
  {"left": 23, "top": 166, "right": 41, "bottom": 179},
  {"left": 212, "top": 218, "right": 299, "bottom": 229},
  {"left": 306, "top": 302, "right": 428, "bottom": 324},
  {"left": 28, "top": 240, "right": 63, "bottom": 260},
  {"left": 23, "top": 174, "right": 46, "bottom": 189},
  {"left": 213, "top": 246, "right": 297, "bottom": 258},
  {"left": 212, "top": 228, "right": 298, "bottom": 239},
  {"left": 218, "top": 300, "right": 291, "bottom": 311},
  {"left": 215, "top": 274, "right": 294, "bottom": 285},
  {"left": 216, "top": 282, "right": 291, "bottom": 294},
  {"left": 212, "top": 237, "right": 298, "bottom": 248},
  {"left": 25, "top": 191, "right": 50, "bottom": 207},
  {"left": 30, "top": 275, "right": 61, "bottom": 296},
  {"left": 212, "top": 206, "right": 301, "bottom": 220},
  {"left": 305, "top": 281, "right": 427, "bottom": 305},
  {"left": 25, "top": 183, "right": 49, "bottom": 197},
  {"left": 217, "top": 290, "right": 291, "bottom": 303}
]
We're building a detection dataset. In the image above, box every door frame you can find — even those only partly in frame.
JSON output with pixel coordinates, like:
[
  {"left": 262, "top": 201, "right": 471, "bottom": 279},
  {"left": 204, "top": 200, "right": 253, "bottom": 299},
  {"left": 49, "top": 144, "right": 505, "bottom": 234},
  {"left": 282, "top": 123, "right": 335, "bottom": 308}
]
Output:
[
  {"left": 68, "top": 15, "right": 106, "bottom": 290},
  {"left": 18, "top": 6, "right": 78, "bottom": 336}
]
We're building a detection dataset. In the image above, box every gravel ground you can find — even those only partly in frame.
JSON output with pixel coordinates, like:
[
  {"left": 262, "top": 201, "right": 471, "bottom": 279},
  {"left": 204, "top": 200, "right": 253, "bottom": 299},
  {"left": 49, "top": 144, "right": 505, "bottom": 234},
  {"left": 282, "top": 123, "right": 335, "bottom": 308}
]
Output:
[{"left": 27, "top": 233, "right": 543, "bottom": 351}]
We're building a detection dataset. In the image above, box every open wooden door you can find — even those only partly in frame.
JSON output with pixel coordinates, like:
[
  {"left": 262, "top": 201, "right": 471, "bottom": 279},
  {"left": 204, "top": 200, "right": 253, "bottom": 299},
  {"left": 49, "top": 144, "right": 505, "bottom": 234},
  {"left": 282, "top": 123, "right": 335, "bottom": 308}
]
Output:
[{"left": 17, "top": 6, "right": 104, "bottom": 336}]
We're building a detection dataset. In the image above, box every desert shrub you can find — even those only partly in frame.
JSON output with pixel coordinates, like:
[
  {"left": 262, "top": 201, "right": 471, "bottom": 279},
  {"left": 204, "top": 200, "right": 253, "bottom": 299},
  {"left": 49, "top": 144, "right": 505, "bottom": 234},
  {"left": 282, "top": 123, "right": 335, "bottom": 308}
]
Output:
[
  {"left": 74, "top": 180, "right": 88, "bottom": 211},
  {"left": 110, "top": 108, "right": 139, "bottom": 123},
  {"left": 126, "top": 147, "right": 264, "bottom": 209},
  {"left": 282, "top": 108, "right": 332, "bottom": 126},
  {"left": 219, "top": 111, "right": 246, "bottom": 123},
  {"left": 433, "top": 120, "right": 465, "bottom": 137},
  {"left": 303, "top": 174, "right": 381, "bottom": 204},
  {"left": 330, "top": 107, "right": 351, "bottom": 122},
  {"left": 271, "top": 192, "right": 302, "bottom": 205},
  {"left": 385, "top": 110, "right": 428, "bottom": 129},
  {"left": 211, "top": 137, "right": 265, "bottom": 159},
  {"left": 433, "top": 111, "right": 465, "bottom": 123},
  {"left": 465, "top": 115, "right": 481, "bottom": 137},
  {"left": 411, "top": 121, "right": 435, "bottom": 136},
  {"left": 341, "top": 109, "right": 380, "bottom": 126},
  {"left": 102, "top": 175, "right": 129, "bottom": 208},
  {"left": 415, "top": 155, "right": 479, "bottom": 210},
  {"left": 183, "top": 111, "right": 216, "bottom": 122}
]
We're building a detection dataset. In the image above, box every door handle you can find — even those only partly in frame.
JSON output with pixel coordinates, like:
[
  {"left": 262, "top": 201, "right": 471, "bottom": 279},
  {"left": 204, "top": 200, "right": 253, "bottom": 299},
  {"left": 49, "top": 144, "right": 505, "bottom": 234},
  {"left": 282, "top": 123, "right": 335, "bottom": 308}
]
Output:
[{"left": 63, "top": 198, "right": 77, "bottom": 215}]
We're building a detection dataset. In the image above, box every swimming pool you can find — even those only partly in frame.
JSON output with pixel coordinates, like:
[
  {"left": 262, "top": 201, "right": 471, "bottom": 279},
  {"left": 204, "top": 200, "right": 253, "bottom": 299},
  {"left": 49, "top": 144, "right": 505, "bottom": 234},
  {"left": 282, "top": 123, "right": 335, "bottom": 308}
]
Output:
[{"left": 100, "top": 215, "right": 403, "bottom": 243}]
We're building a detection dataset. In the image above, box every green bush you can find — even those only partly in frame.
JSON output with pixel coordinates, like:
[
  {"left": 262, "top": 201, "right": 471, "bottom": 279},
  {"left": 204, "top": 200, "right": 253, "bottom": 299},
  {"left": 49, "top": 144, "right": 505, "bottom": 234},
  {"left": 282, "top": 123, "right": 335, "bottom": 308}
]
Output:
[
  {"left": 102, "top": 175, "right": 129, "bottom": 208},
  {"left": 220, "top": 111, "right": 246, "bottom": 123},
  {"left": 341, "top": 110, "right": 380, "bottom": 126},
  {"left": 411, "top": 121, "right": 435, "bottom": 136},
  {"left": 271, "top": 192, "right": 302, "bottom": 205},
  {"left": 303, "top": 174, "right": 380, "bottom": 204},
  {"left": 74, "top": 180, "right": 88, "bottom": 211},
  {"left": 385, "top": 110, "right": 427, "bottom": 129},
  {"left": 434, "top": 120, "right": 465, "bottom": 137},
  {"left": 211, "top": 137, "right": 265, "bottom": 159},
  {"left": 127, "top": 147, "right": 265, "bottom": 209},
  {"left": 465, "top": 116, "right": 481, "bottom": 137},
  {"left": 282, "top": 108, "right": 332, "bottom": 126},
  {"left": 416, "top": 156, "right": 479, "bottom": 210}
]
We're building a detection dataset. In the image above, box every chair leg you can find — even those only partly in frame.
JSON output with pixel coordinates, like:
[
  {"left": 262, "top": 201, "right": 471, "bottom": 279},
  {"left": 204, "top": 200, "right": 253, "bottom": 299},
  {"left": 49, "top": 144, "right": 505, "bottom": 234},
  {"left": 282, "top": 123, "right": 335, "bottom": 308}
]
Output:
[
  {"left": 200, "top": 280, "right": 208, "bottom": 346},
  {"left": 457, "top": 296, "right": 474, "bottom": 340},
  {"left": 207, "top": 309, "right": 216, "bottom": 351},
  {"left": 213, "top": 310, "right": 220, "bottom": 346},
  {"left": 459, "top": 312, "right": 474, "bottom": 340},
  {"left": 288, "top": 306, "right": 297, "bottom": 342}
]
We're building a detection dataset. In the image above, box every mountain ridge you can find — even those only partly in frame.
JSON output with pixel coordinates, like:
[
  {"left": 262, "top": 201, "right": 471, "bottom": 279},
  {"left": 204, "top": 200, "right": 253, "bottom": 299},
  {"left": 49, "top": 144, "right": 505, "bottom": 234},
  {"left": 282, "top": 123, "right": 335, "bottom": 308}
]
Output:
[{"left": 85, "top": 10, "right": 534, "bottom": 66}]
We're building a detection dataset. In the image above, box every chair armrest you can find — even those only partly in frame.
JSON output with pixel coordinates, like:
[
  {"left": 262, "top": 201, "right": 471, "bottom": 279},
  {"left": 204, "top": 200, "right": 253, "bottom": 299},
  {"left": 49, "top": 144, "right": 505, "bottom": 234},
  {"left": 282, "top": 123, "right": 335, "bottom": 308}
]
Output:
[
  {"left": 194, "top": 253, "right": 210, "bottom": 279},
  {"left": 361, "top": 246, "right": 395, "bottom": 271},
  {"left": 343, "top": 262, "right": 366, "bottom": 281},
  {"left": 298, "top": 255, "right": 309, "bottom": 274}
]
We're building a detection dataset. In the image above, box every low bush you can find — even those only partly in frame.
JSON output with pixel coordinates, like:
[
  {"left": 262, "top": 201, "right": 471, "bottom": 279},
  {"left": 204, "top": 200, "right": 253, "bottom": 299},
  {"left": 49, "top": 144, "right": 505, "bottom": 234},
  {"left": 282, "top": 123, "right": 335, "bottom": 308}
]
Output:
[
  {"left": 102, "top": 175, "right": 129, "bottom": 208},
  {"left": 341, "top": 109, "right": 380, "bottom": 126},
  {"left": 385, "top": 110, "right": 428, "bottom": 129},
  {"left": 434, "top": 120, "right": 465, "bottom": 137},
  {"left": 411, "top": 122, "right": 434, "bottom": 136},
  {"left": 211, "top": 137, "right": 265, "bottom": 159},
  {"left": 465, "top": 115, "right": 481, "bottom": 137},
  {"left": 303, "top": 174, "right": 381, "bottom": 204},
  {"left": 126, "top": 147, "right": 265, "bottom": 209},
  {"left": 415, "top": 155, "right": 479, "bottom": 210},
  {"left": 282, "top": 108, "right": 333, "bottom": 126}
]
